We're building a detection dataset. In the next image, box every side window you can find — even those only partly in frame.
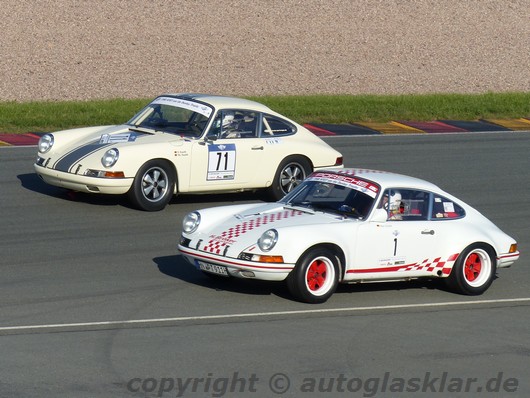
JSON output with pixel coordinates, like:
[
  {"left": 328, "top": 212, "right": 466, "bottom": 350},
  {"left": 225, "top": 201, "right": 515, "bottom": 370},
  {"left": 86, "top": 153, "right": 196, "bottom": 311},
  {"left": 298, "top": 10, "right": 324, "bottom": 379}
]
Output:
[
  {"left": 207, "top": 110, "right": 259, "bottom": 139},
  {"left": 431, "top": 194, "right": 465, "bottom": 219},
  {"left": 262, "top": 115, "right": 296, "bottom": 137},
  {"left": 378, "top": 189, "right": 429, "bottom": 221}
]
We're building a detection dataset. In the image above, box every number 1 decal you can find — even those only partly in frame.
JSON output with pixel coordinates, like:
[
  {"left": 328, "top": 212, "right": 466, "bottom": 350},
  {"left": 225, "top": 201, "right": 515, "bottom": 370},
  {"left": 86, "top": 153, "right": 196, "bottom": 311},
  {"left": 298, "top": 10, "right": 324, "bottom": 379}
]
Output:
[{"left": 207, "top": 144, "right": 236, "bottom": 180}]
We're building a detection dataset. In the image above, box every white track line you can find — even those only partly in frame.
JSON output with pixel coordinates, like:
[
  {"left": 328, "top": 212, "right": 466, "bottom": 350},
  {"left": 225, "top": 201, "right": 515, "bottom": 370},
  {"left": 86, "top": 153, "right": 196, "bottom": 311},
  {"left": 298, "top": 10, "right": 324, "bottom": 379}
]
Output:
[{"left": 2, "top": 297, "right": 529, "bottom": 333}]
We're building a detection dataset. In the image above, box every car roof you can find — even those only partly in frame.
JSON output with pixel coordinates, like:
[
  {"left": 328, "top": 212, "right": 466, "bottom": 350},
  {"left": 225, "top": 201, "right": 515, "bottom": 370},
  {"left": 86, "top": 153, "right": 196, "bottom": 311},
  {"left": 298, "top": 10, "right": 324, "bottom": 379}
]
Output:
[
  {"left": 159, "top": 93, "right": 276, "bottom": 113},
  {"left": 319, "top": 168, "right": 443, "bottom": 191}
]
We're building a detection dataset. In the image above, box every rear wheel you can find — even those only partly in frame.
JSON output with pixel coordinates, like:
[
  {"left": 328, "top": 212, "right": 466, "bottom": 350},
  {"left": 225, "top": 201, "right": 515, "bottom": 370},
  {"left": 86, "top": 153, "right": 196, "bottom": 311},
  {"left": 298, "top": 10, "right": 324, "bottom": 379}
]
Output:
[
  {"left": 267, "top": 156, "right": 311, "bottom": 201},
  {"left": 446, "top": 243, "right": 496, "bottom": 295},
  {"left": 287, "top": 248, "right": 339, "bottom": 303},
  {"left": 128, "top": 160, "right": 175, "bottom": 211}
]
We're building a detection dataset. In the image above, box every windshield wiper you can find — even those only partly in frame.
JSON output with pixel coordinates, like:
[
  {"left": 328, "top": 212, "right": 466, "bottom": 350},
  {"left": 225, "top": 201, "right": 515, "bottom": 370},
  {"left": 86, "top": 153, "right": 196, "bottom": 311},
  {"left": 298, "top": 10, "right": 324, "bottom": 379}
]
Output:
[
  {"left": 283, "top": 202, "right": 315, "bottom": 214},
  {"left": 128, "top": 125, "right": 158, "bottom": 134}
]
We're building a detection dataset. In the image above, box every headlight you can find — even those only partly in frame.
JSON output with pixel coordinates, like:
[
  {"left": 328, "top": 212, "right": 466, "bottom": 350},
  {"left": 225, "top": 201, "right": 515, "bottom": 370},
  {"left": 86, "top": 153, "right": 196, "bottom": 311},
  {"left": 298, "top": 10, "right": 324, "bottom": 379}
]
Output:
[
  {"left": 101, "top": 148, "right": 119, "bottom": 168},
  {"left": 182, "top": 211, "right": 201, "bottom": 234},
  {"left": 258, "top": 229, "right": 278, "bottom": 252},
  {"left": 38, "top": 134, "right": 54, "bottom": 153}
]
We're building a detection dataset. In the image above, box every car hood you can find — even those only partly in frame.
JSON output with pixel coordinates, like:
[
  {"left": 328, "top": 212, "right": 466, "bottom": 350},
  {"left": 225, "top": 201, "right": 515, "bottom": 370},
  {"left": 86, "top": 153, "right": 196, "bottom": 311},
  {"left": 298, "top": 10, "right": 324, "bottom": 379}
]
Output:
[
  {"left": 196, "top": 203, "right": 351, "bottom": 256},
  {"left": 52, "top": 124, "right": 188, "bottom": 150},
  {"left": 41, "top": 125, "right": 190, "bottom": 174}
]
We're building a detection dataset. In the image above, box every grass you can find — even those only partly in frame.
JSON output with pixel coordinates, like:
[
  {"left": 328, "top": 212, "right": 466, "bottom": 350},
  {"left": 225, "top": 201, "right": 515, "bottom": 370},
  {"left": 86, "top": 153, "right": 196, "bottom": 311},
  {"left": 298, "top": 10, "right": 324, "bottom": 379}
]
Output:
[{"left": 1, "top": 92, "right": 529, "bottom": 134}]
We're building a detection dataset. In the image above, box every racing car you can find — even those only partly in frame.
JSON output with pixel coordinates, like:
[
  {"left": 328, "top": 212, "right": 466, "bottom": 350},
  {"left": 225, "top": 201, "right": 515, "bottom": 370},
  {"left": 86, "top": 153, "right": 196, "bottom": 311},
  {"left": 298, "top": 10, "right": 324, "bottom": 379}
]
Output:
[
  {"left": 34, "top": 94, "right": 343, "bottom": 211},
  {"left": 178, "top": 168, "right": 520, "bottom": 303}
]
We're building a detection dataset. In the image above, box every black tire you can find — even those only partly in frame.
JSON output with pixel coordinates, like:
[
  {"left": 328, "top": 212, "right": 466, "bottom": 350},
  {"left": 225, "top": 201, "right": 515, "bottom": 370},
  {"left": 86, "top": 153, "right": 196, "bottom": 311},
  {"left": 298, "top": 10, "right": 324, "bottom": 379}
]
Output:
[
  {"left": 127, "top": 160, "right": 175, "bottom": 211},
  {"left": 445, "top": 243, "right": 496, "bottom": 295},
  {"left": 287, "top": 248, "right": 339, "bottom": 304},
  {"left": 266, "top": 156, "right": 312, "bottom": 201}
]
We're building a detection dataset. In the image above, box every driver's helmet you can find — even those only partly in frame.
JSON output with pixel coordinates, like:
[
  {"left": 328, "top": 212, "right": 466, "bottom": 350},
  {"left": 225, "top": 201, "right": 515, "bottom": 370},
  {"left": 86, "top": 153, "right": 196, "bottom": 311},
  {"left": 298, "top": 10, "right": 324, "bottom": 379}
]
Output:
[
  {"left": 386, "top": 191, "right": 402, "bottom": 213},
  {"left": 384, "top": 190, "right": 404, "bottom": 219},
  {"left": 222, "top": 112, "right": 235, "bottom": 129}
]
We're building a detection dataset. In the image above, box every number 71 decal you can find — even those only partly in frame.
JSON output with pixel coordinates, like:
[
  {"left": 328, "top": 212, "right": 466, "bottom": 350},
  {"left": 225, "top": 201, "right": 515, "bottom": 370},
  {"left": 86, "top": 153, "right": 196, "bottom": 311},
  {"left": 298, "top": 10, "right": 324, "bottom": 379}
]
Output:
[{"left": 207, "top": 144, "right": 236, "bottom": 180}]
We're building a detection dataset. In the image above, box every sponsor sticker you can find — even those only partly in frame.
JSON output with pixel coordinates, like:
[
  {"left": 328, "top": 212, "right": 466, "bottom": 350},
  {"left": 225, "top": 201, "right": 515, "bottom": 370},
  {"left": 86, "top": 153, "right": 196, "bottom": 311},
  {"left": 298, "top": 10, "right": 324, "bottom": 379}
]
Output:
[
  {"left": 151, "top": 97, "right": 213, "bottom": 117},
  {"left": 309, "top": 172, "right": 379, "bottom": 198}
]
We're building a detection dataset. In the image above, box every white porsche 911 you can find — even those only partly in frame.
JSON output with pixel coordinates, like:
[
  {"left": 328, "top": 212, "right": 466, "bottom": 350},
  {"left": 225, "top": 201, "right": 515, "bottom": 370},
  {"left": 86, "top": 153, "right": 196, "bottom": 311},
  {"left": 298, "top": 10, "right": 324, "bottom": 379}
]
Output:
[
  {"left": 178, "top": 168, "right": 520, "bottom": 303},
  {"left": 34, "top": 94, "right": 343, "bottom": 211}
]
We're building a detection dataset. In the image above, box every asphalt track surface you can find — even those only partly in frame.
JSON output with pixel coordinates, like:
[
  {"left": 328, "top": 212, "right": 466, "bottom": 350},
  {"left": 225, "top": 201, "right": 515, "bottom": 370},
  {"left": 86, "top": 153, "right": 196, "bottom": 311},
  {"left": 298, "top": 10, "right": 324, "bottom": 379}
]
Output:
[{"left": 1, "top": 133, "right": 530, "bottom": 397}]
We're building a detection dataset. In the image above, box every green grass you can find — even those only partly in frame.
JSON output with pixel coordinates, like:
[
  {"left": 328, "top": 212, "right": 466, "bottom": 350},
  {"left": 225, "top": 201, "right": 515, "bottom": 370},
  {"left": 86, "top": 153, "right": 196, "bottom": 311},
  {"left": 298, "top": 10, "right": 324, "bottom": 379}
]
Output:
[{"left": 1, "top": 92, "right": 529, "bottom": 134}]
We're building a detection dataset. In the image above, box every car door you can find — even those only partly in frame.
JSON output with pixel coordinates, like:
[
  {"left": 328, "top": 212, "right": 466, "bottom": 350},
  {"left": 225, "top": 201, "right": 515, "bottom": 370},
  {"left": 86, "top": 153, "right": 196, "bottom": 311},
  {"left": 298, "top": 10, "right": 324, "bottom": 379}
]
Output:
[
  {"left": 350, "top": 189, "right": 441, "bottom": 279},
  {"left": 187, "top": 110, "right": 267, "bottom": 191}
]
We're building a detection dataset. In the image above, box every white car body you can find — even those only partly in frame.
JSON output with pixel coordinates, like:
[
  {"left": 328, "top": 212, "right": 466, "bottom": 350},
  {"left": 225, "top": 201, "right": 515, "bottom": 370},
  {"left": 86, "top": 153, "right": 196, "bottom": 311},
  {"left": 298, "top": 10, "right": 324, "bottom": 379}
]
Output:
[
  {"left": 178, "top": 168, "right": 520, "bottom": 303},
  {"left": 34, "top": 94, "right": 343, "bottom": 211}
]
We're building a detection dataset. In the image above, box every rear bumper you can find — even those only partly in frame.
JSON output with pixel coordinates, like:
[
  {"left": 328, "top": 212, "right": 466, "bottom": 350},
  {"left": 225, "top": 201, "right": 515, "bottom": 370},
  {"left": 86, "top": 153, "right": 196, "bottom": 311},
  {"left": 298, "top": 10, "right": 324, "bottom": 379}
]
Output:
[{"left": 497, "top": 251, "right": 520, "bottom": 268}]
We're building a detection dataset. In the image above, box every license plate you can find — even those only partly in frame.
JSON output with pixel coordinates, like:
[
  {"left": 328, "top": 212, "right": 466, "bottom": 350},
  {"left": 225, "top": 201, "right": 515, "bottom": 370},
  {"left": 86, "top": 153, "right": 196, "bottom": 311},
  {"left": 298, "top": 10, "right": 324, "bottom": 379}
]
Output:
[{"left": 197, "top": 261, "right": 229, "bottom": 277}]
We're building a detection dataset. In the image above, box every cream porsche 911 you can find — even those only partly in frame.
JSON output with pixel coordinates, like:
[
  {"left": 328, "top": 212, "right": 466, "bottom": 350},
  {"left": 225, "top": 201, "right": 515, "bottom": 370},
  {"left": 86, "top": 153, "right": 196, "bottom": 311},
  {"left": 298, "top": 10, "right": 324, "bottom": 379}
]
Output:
[{"left": 34, "top": 94, "right": 343, "bottom": 211}]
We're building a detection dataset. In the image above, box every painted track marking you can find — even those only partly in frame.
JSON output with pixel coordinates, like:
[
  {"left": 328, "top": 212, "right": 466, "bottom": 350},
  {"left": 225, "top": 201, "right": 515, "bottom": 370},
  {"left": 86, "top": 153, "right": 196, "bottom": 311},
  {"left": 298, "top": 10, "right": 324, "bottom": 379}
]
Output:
[{"left": 2, "top": 297, "right": 529, "bottom": 335}]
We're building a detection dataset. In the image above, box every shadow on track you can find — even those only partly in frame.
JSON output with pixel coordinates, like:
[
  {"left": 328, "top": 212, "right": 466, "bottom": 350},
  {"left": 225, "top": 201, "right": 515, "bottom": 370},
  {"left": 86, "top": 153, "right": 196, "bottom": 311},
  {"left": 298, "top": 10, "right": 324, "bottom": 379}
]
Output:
[
  {"left": 154, "top": 254, "right": 293, "bottom": 300},
  {"left": 17, "top": 172, "right": 266, "bottom": 210},
  {"left": 155, "top": 254, "right": 455, "bottom": 303}
]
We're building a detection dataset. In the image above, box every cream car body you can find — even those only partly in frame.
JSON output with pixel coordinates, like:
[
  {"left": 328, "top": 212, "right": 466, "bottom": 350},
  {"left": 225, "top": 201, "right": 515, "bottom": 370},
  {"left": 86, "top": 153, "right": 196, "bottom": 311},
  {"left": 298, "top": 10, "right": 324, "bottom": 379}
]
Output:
[{"left": 35, "top": 94, "right": 343, "bottom": 211}]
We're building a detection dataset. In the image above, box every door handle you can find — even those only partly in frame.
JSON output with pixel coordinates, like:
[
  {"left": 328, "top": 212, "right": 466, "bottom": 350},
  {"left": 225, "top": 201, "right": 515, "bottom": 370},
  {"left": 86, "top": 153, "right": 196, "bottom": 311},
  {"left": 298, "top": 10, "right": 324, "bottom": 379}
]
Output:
[
  {"left": 421, "top": 230, "right": 435, "bottom": 235},
  {"left": 252, "top": 146, "right": 264, "bottom": 150}
]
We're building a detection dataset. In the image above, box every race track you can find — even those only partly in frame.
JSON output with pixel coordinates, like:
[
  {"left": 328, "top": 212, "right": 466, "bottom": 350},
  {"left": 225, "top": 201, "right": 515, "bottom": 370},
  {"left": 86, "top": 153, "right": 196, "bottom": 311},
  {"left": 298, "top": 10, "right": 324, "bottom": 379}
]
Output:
[{"left": 1, "top": 133, "right": 529, "bottom": 397}]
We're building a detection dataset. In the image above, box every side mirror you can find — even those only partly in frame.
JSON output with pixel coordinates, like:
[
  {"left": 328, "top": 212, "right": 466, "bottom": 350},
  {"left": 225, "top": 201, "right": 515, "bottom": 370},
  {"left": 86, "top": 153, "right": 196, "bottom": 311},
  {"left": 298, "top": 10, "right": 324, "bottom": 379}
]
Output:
[
  {"left": 371, "top": 208, "right": 388, "bottom": 223},
  {"left": 199, "top": 135, "right": 218, "bottom": 145}
]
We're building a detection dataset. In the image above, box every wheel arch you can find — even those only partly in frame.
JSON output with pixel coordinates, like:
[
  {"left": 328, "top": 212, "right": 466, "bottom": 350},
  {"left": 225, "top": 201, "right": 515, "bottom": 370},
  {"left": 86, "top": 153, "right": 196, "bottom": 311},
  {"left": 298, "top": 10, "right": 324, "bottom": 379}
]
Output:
[
  {"left": 266, "top": 154, "right": 314, "bottom": 201},
  {"left": 445, "top": 240, "right": 498, "bottom": 295},
  {"left": 297, "top": 243, "right": 346, "bottom": 282},
  {"left": 281, "top": 154, "right": 314, "bottom": 170},
  {"left": 141, "top": 157, "right": 179, "bottom": 194},
  {"left": 457, "top": 241, "right": 497, "bottom": 263}
]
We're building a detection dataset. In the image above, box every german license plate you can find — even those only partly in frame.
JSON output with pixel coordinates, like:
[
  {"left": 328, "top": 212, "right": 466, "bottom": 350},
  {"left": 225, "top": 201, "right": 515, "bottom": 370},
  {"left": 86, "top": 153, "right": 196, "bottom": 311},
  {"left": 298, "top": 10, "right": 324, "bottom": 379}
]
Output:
[{"left": 197, "top": 261, "right": 229, "bottom": 276}]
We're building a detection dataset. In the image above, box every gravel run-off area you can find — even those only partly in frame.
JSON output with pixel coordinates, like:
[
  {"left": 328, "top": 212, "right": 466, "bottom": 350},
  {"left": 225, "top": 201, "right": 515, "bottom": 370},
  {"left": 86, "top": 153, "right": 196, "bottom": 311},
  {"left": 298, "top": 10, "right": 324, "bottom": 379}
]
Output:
[{"left": 1, "top": 0, "right": 529, "bottom": 102}]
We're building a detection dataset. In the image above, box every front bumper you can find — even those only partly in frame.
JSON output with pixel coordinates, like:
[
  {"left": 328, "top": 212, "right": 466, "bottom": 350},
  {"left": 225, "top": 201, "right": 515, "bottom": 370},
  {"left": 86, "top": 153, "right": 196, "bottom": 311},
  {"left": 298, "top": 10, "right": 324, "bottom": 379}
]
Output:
[
  {"left": 34, "top": 163, "right": 133, "bottom": 194},
  {"left": 178, "top": 244, "right": 294, "bottom": 281}
]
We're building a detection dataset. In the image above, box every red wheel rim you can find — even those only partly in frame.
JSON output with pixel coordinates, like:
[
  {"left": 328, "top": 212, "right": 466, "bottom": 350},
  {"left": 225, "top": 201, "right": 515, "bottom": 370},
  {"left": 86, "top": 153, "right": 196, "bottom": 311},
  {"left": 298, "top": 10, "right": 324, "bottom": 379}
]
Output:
[
  {"left": 464, "top": 253, "right": 482, "bottom": 282},
  {"left": 307, "top": 259, "right": 327, "bottom": 291}
]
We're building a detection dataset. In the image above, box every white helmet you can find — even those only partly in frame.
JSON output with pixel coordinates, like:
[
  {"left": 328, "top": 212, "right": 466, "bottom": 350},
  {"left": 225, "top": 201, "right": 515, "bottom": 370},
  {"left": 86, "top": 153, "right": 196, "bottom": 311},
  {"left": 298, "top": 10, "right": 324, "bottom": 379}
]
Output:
[
  {"left": 384, "top": 190, "right": 402, "bottom": 212},
  {"left": 222, "top": 112, "right": 235, "bottom": 128}
]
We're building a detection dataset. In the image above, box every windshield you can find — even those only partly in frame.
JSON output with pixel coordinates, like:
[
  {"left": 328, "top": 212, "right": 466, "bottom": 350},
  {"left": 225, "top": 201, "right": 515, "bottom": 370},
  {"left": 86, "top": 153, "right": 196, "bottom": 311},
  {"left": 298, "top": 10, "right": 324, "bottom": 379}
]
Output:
[
  {"left": 280, "top": 172, "right": 379, "bottom": 219},
  {"left": 127, "top": 96, "right": 214, "bottom": 137}
]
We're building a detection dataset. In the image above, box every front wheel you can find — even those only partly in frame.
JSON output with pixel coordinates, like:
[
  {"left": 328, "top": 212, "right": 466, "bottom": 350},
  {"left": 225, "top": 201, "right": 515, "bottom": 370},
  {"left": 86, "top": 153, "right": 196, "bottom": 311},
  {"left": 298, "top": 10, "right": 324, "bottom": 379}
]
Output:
[
  {"left": 266, "top": 157, "right": 312, "bottom": 201},
  {"left": 446, "top": 243, "right": 496, "bottom": 295},
  {"left": 287, "top": 248, "right": 339, "bottom": 303},
  {"left": 128, "top": 160, "right": 175, "bottom": 211}
]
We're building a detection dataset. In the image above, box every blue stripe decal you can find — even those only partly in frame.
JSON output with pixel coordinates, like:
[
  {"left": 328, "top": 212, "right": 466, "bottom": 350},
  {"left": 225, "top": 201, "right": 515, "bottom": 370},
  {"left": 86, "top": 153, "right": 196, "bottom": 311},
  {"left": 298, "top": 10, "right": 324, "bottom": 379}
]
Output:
[
  {"left": 54, "top": 142, "right": 111, "bottom": 172},
  {"left": 52, "top": 131, "right": 148, "bottom": 172}
]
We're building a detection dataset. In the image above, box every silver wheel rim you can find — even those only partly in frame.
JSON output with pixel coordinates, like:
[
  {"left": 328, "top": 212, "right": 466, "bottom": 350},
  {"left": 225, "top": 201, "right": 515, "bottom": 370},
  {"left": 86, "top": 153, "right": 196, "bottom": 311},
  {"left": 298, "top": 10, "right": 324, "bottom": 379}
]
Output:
[
  {"left": 141, "top": 167, "right": 169, "bottom": 202},
  {"left": 280, "top": 163, "right": 305, "bottom": 194}
]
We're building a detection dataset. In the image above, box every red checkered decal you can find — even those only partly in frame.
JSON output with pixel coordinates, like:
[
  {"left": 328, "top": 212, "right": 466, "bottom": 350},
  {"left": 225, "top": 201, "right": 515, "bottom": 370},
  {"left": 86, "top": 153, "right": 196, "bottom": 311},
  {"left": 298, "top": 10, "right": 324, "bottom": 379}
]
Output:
[
  {"left": 348, "top": 253, "right": 460, "bottom": 275},
  {"left": 202, "top": 209, "right": 304, "bottom": 254},
  {"left": 399, "top": 253, "right": 459, "bottom": 275}
]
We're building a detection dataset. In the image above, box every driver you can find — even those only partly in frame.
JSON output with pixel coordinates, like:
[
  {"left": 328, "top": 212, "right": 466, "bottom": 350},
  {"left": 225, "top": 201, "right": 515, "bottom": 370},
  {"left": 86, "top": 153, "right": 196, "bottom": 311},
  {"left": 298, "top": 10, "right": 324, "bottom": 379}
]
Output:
[
  {"left": 220, "top": 111, "right": 240, "bottom": 138},
  {"left": 382, "top": 190, "right": 404, "bottom": 220}
]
